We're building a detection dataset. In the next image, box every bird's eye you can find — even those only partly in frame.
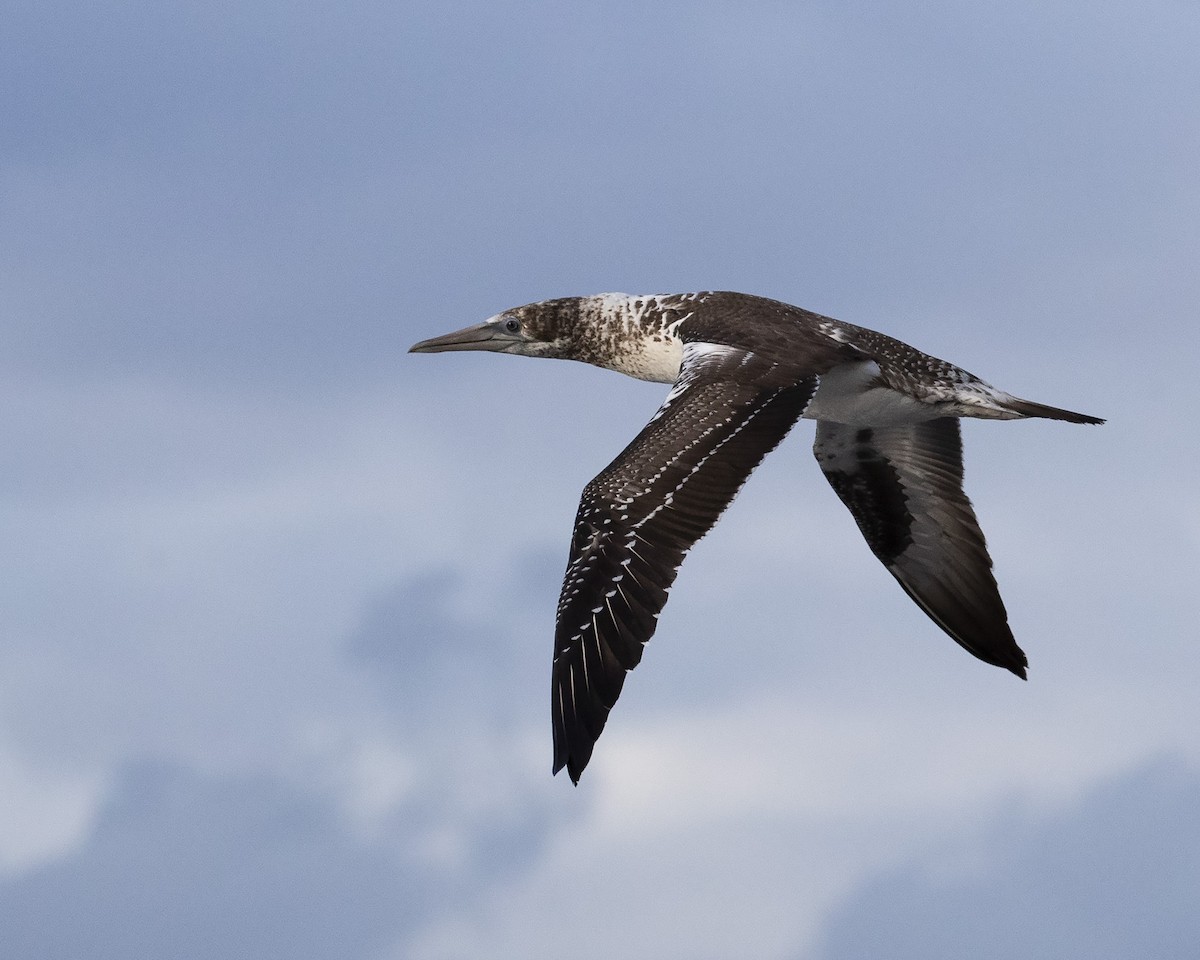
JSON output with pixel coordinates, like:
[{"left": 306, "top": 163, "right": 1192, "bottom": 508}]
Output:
[{"left": 504, "top": 318, "right": 521, "bottom": 333}]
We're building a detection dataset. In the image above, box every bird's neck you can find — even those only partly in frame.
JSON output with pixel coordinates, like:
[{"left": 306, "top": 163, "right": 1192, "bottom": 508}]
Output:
[{"left": 571, "top": 294, "right": 689, "bottom": 383}]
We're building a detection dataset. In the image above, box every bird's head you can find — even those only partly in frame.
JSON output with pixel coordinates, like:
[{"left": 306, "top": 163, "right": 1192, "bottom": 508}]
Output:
[{"left": 409, "top": 297, "right": 583, "bottom": 360}]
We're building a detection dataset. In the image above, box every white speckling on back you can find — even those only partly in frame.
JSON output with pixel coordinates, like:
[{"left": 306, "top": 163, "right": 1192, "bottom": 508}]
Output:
[
  {"left": 570, "top": 292, "right": 1034, "bottom": 417},
  {"left": 816, "top": 319, "right": 853, "bottom": 344}
]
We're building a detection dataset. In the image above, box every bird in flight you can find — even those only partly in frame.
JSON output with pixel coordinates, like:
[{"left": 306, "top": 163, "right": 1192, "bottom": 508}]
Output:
[{"left": 410, "top": 292, "right": 1103, "bottom": 783}]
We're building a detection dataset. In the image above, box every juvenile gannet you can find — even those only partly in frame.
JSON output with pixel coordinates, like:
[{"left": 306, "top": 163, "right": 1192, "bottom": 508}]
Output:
[{"left": 410, "top": 292, "right": 1103, "bottom": 783}]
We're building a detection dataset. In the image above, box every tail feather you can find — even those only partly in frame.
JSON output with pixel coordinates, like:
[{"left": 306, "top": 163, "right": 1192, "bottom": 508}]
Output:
[{"left": 1004, "top": 397, "right": 1105, "bottom": 425}]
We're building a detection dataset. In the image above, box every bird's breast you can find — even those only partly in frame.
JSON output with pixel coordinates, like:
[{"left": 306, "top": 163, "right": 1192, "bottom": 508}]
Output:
[{"left": 602, "top": 335, "right": 685, "bottom": 383}]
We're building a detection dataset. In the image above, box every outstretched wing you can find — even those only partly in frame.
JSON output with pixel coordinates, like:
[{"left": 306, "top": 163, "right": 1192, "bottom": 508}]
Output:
[
  {"left": 812, "top": 418, "right": 1027, "bottom": 676},
  {"left": 552, "top": 344, "right": 817, "bottom": 783}
]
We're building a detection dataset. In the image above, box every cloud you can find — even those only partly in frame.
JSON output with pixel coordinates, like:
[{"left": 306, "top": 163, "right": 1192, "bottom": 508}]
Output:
[
  {"left": 810, "top": 758, "right": 1200, "bottom": 960},
  {"left": 0, "top": 756, "right": 572, "bottom": 960},
  {"left": 345, "top": 551, "right": 562, "bottom": 722},
  {"left": 0, "top": 761, "right": 408, "bottom": 960}
]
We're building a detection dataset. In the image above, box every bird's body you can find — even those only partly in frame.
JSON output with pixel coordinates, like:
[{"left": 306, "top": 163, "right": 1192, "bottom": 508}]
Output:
[{"left": 410, "top": 291, "right": 1102, "bottom": 783}]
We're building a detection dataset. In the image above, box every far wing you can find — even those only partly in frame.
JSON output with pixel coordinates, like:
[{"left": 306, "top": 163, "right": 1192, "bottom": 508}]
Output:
[
  {"left": 553, "top": 344, "right": 817, "bottom": 783},
  {"left": 812, "top": 418, "right": 1028, "bottom": 676}
]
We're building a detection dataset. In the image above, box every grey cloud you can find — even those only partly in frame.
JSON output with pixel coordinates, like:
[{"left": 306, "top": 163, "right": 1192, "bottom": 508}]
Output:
[
  {"left": 0, "top": 761, "right": 406, "bottom": 960},
  {"left": 811, "top": 759, "right": 1200, "bottom": 960},
  {"left": 0, "top": 758, "right": 568, "bottom": 960},
  {"left": 346, "top": 552, "right": 562, "bottom": 724}
]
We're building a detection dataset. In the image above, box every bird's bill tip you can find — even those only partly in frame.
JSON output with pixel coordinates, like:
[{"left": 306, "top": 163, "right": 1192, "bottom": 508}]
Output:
[{"left": 409, "top": 319, "right": 522, "bottom": 354}]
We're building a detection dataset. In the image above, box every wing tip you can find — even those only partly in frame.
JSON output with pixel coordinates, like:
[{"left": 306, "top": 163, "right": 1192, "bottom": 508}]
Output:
[
  {"left": 988, "top": 641, "right": 1027, "bottom": 680},
  {"left": 552, "top": 755, "right": 585, "bottom": 785}
]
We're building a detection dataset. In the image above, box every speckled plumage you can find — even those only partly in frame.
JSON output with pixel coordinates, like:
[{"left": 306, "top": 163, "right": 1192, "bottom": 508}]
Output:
[{"left": 410, "top": 291, "right": 1103, "bottom": 783}]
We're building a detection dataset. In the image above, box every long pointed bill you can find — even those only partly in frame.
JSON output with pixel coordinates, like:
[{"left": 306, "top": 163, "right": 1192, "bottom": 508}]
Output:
[{"left": 409, "top": 319, "right": 525, "bottom": 354}]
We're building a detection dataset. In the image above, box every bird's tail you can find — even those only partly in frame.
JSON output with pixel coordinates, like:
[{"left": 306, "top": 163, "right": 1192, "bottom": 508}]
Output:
[{"left": 1002, "top": 396, "right": 1105, "bottom": 425}]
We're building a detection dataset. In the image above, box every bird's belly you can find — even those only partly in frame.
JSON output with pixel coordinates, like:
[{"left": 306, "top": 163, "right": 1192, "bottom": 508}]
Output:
[{"left": 802, "top": 361, "right": 942, "bottom": 426}]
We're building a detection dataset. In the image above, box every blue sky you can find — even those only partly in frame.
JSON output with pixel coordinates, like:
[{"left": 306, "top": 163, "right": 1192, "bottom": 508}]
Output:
[{"left": 3, "top": 1, "right": 1198, "bottom": 957}]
